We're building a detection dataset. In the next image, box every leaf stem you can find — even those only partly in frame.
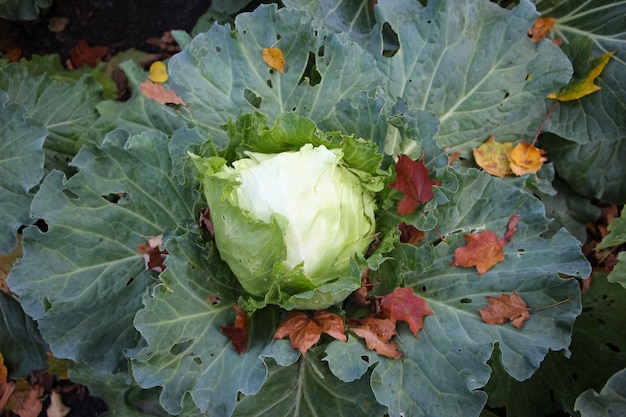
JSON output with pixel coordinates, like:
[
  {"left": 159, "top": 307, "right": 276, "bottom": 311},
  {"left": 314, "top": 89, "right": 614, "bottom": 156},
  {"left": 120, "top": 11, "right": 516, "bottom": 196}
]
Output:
[
  {"left": 531, "top": 100, "right": 558, "bottom": 147},
  {"left": 528, "top": 296, "right": 572, "bottom": 312}
]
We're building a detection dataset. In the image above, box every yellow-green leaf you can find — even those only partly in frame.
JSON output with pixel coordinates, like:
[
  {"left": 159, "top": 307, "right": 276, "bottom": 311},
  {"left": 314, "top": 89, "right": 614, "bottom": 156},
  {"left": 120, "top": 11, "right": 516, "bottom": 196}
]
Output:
[
  {"left": 548, "top": 51, "right": 614, "bottom": 101},
  {"left": 473, "top": 136, "right": 513, "bottom": 178}
]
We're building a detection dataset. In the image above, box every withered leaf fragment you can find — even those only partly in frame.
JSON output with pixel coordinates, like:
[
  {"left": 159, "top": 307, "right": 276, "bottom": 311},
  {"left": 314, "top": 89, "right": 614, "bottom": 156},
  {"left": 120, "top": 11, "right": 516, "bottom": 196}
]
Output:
[
  {"left": 350, "top": 317, "right": 401, "bottom": 359},
  {"left": 274, "top": 310, "right": 346, "bottom": 355},
  {"left": 479, "top": 292, "right": 529, "bottom": 329}
]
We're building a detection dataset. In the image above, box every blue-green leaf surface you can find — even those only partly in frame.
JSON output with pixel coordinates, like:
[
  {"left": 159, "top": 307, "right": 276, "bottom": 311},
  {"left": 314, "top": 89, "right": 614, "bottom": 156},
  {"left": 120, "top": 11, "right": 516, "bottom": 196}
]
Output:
[
  {"left": 0, "top": 94, "right": 46, "bottom": 253},
  {"left": 575, "top": 368, "right": 626, "bottom": 417},
  {"left": 7, "top": 130, "right": 196, "bottom": 372}
]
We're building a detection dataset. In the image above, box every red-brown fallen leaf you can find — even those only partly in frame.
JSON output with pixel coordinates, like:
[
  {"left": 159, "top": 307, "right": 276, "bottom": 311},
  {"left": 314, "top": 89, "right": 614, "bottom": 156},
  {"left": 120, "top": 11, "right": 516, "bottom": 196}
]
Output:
[
  {"left": 137, "top": 235, "right": 168, "bottom": 273},
  {"left": 70, "top": 38, "right": 108, "bottom": 68},
  {"left": 220, "top": 304, "right": 249, "bottom": 354},
  {"left": 452, "top": 214, "right": 519, "bottom": 275},
  {"left": 8, "top": 381, "right": 43, "bottom": 417},
  {"left": 379, "top": 287, "right": 434, "bottom": 337},
  {"left": 389, "top": 154, "right": 441, "bottom": 215},
  {"left": 398, "top": 222, "right": 424, "bottom": 244},
  {"left": 350, "top": 317, "right": 401, "bottom": 359},
  {"left": 139, "top": 80, "right": 186, "bottom": 106},
  {"left": 478, "top": 292, "right": 529, "bottom": 329},
  {"left": 528, "top": 17, "right": 556, "bottom": 43},
  {"left": 274, "top": 310, "right": 347, "bottom": 355}
]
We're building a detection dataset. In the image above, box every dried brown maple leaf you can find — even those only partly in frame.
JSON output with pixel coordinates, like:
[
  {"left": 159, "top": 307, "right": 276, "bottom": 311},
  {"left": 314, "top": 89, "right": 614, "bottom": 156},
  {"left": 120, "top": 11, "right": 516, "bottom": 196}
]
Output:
[
  {"left": 274, "top": 310, "right": 346, "bottom": 355},
  {"left": 137, "top": 235, "right": 168, "bottom": 272},
  {"left": 70, "top": 38, "right": 108, "bottom": 69},
  {"left": 527, "top": 17, "right": 556, "bottom": 43},
  {"left": 8, "top": 380, "right": 43, "bottom": 417},
  {"left": 452, "top": 214, "right": 519, "bottom": 275},
  {"left": 139, "top": 80, "right": 186, "bottom": 106},
  {"left": 379, "top": 287, "right": 434, "bottom": 338},
  {"left": 350, "top": 317, "right": 401, "bottom": 359},
  {"left": 220, "top": 304, "right": 249, "bottom": 354},
  {"left": 479, "top": 292, "right": 529, "bottom": 329},
  {"left": 389, "top": 154, "right": 441, "bottom": 215}
]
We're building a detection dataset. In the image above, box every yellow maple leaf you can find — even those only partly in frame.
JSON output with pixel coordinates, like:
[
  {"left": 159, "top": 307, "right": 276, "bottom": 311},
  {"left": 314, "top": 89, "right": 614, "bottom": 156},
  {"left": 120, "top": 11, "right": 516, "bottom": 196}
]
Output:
[
  {"left": 262, "top": 47, "right": 285, "bottom": 73},
  {"left": 508, "top": 142, "right": 547, "bottom": 176},
  {"left": 148, "top": 61, "right": 168, "bottom": 83},
  {"left": 548, "top": 51, "right": 614, "bottom": 101},
  {"left": 473, "top": 136, "right": 514, "bottom": 178}
]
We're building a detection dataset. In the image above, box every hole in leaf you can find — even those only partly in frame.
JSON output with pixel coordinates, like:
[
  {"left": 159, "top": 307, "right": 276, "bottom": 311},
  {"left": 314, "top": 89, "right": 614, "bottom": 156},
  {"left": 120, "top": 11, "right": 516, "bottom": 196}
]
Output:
[
  {"left": 193, "top": 356, "right": 202, "bottom": 365},
  {"left": 582, "top": 306, "right": 593, "bottom": 313},
  {"left": 382, "top": 22, "right": 400, "bottom": 57},
  {"left": 460, "top": 298, "right": 472, "bottom": 304},
  {"left": 571, "top": 372, "right": 578, "bottom": 380},
  {"left": 244, "top": 88, "right": 262, "bottom": 109},
  {"left": 126, "top": 277, "right": 135, "bottom": 286},
  {"left": 170, "top": 338, "right": 194, "bottom": 356},
  {"left": 606, "top": 342, "right": 621, "bottom": 353},
  {"left": 62, "top": 189, "right": 79, "bottom": 200},
  {"left": 525, "top": 73, "right": 531, "bottom": 81},
  {"left": 299, "top": 52, "right": 321, "bottom": 86},
  {"left": 361, "top": 355, "right": 369, "bottom": 363},
  {"left": 216, "top": 46, "right": 221, "bottom": 53},
  {"left": 267, "top": 79, "right": 273, "bottom": 88},
  {"left": 103, "top": 192, "right": 131, "bottom": 205},
  {"left": 427, "top": 19, "right": 432, "bottom": 24},
  {"left": 317, "top": 46, "right": 324, "bottom": 58},
  {"left": 42, "top": 297, "right": 52, "bottom": 312},
  {"left": 504, "top": 92, "right": 510, "bottom": 99},
  {"left": 421, "top": 285, "right": 427, "bottom": 292},
  {"left": 598, "top": 318, "right": 606, "bottom": 325},
  {"left": 276, "top": 34, "right": 281, "bottom": 40}
]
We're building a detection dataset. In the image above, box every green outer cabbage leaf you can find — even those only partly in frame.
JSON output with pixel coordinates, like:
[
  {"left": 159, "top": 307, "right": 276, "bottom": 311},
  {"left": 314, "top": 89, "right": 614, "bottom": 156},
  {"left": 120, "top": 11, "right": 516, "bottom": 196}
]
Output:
[{"left": 575, "top": 368, "right": 626, "bottom": 417}]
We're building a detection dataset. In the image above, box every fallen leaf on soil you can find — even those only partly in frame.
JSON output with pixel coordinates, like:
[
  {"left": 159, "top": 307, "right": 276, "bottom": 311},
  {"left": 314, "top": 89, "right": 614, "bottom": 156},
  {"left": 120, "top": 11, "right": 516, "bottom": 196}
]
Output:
[
  {"left": 262, "top": 47, "right": 285, "bottom": 73},
  {"left": 479, "top": 292, "right": 529, "bottom": 329},
  {"left": 508, "top": 142, "right": 547, "bottom": 176},
  {"left": 379, "top": 288, "right": 434, "bottom": 338},
  {"left": 47, "top": 391, "right": 71, "bottom": 417},
  {"left": 452, "top": 214, "right": 519, "bottom": 275},
  {"left": 548, "top": 50, "right": 615, "bottom": 101},
  {"left": 0, "top": 353, "right": 15, "bottom": 411},
  {"left": 350, "top": 317, "right": 401, "bottom": 359},
  {"left": 220, "top": 304, "right": 249, "bottom": 354},
  {"left": 148, "top": 61, "right": 169, "bottom": 83},
  {"left": 139, "top": 80, "right": 186, "bottom": 106},
  {"left": 527, "top": 17, "right": 556, "bottom": 42},
  {"left": 70, "top": 38, "right": 108, "bottom": 69},
  {"left": 473, "top": 136, "right": 514, "bottom": 178},
  {"left": 137, "top": 235, "right": 168, "bottom": 272},
  {"left": 274, "top": 310, "right": 346, "bottom": 355},
  {"left": 8, "top": 380, "right": 43, "bottom": 417},
  {"left": 389, "top": 154, "right": 441, "bottom": 215}
]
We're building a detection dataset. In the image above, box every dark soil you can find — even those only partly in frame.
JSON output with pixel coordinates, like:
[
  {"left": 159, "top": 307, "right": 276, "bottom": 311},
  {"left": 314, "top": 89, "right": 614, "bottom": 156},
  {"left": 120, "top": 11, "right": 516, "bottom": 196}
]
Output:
[{"left": 1, "top": 0, "right": 213, "bottom": 61}]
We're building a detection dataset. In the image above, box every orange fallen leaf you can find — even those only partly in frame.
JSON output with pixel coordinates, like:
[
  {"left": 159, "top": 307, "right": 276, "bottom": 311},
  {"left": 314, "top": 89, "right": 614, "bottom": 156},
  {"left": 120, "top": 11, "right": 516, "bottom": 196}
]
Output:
[
  {"left": 548, "top": 50, "right": 615, "bottom": 101},
  {"left": 262, "top": 47, "right": 285, "bottom": 73},
  {"left": 350, "top": 317, "right": 401, "bottom": 359},
  {"left": 473, "top": 136, "right": 514, "bottom": 178},
  {"left": 527, "top": 17, "right": 556, "bottom": 43},
  {"left": 220, "top": 304, "right": 249, "bottom": 354},
  {"left": 274, "top": 310, "right": 346, "bottom": 355},
  {"left": 379, "top": 288, "right": 433, "bottom": 338},
  {"left": 478, "top": 292, "right": 529, "bottom": 329},
  {"left": 139, "top": 80, "right": 186, "bottom": 106},
  {"left": 508, "top": 142, "right": 547, "bottom": 176},
  {"left": 452, "top": 214, "right": 519, "bottom": 275},
  {"left": 148, "top": 61, "right": 169, "bottom": 83}
]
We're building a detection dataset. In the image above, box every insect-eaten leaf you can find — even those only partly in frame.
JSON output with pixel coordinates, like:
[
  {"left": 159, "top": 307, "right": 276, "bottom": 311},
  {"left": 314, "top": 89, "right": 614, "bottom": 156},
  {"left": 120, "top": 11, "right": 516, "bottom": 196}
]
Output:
[
  {"left": 379, "top": 287, "right": 434, "bottom": 338},
  {"left": 262, "top": 47, "right": 285, "bottom": 73},
  {"left": 527, "top": 17, "right": 556, "bottom": 43},
  {"left": 479, "top": 292, "right": 529, "bottom": 329},
  {"left": 274, "top": 310, "right": 347, "bottom": 355},
  {"left": 148, "top": 61, "right": 168, "bottom": 83},
  {"left": 139, "top": 81, "right": 186, "bottom": 106},
  {"left": 220, "top": 304, "right": 249, "bottom": 354},
  {"left": 137, "top": 235, "right": 168, "bottom": 273},
  {"left": 548, "top": 50, "right": 615, "bottom": 101},
  {"left": 508, "top": 142, "right": 547, "bottom": 176},
  {"left": 452, "top": 214, "right": 519, "bottom": 275},
  {"left": 473, "top": 136, "right": 514, "bottom": 178},
  {"left": 389, "top": 154, "right": 441, "bottom": 215},
  {"left": 350, "top": 317, "right": 401, "bottom": 359}
]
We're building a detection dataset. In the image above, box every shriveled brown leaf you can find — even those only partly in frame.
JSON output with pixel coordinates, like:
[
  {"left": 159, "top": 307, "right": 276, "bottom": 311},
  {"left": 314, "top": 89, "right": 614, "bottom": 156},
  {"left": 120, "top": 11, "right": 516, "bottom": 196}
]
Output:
[
  {"left": 274, "top": 310, "right": 346, "bottom": 355},
  {"left": 479, "top": 292, "right": 529, "bottom": 329},
  {"left": 350, "top": 317, "right": 401, "bottom": 359}
]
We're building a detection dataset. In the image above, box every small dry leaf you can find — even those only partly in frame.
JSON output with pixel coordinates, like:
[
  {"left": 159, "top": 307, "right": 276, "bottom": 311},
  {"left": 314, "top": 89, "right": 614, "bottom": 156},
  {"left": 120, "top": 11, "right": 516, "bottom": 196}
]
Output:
[
  {"left": 350, "top": 317, "right": 401, "bottom": 359},
  {"left": 473, "top": 136, "right": 514, "bottom": 178},
  {"left": 479, "top": 292, "right": 530, "bottom": 329},
  {"left": 262, "top": 47, "right": 286, "bottom": 73},
  {"left": 139, "top": 81, "right": 186, "bottom": 106},
  {"left": 274, "top": 310, "right": 346, "bottom": 355},
  {"left": 508, "top": 142, "right": 547, "bottom": 175},
  {"left": 148, "top": 61, "right": 168, "bottom": 83},
  {"left": 527, "top": 17, "right": 556, "bottom": 43}
]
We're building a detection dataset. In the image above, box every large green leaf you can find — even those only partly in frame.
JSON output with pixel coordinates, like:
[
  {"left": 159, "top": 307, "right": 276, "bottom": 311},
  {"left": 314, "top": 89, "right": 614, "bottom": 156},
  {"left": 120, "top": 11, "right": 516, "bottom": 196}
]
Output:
[
  {"left": 0, "top": 93, "right": 46, "bottom": 253},
  {"left": 130, "top": 230, "right": 296, "bottom": 416},
  {"left": 322, "top": 168, "right": 588, "bottom": 416},
  {"left": 357, "top": 0, "right": 572, "bottom": 152},
  {"left": 542, "top": 132, "right": 626, "bottom": 203},
  {"left": 536, "top": 0, "right": 626, "bottom": 144},
  {"left": 0, "top": 291, "right": 48, "bottom": 378},
  {"left": 7, "top": 130, "right": 197, "bottom": 372},
  {"left": 168, "top": 4, "right": 383, "bottom": 148},
  {"left": 575, "top": 368, "right": 626, "bottom": 417},
  {"left": 485, "top": 272, "right": 626, "bottom": 416},
  {"left": 0, "top": 65, "right": 102, "bottom": 173},
  {"left": 283, "top": 0, "right": 376, "bottom": 38}
]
